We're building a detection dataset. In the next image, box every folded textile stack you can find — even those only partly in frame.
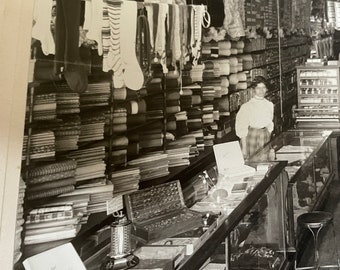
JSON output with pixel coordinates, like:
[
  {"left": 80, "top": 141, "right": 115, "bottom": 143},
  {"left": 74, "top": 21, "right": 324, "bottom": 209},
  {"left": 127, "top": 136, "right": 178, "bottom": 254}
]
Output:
[
  {"left": 22, "top": 131, "right": 55, "bottom": 161},
  {"left": 56, "top": 92, "right": 80, "bottom": 115},
  {"left": 79, "top": 111, "right": 106, "bottom": 143},
  {"left": 14, "top": 177, "right": 26, "bottom": 264},
  {"left": 80, "top": 82, "right": 110, "bottom": 108},
  {"left": 45, "top": 115, "right": 81, "bottom": 152},
  {"left": 190, "top": 64, "right": 204, "bottom": 83},
  {"left": 24, "top": 204, "right": 82, "bottom": 246},
  {"left": 110, "top": 167, "right": 140, "bottom": 195},
  {"left": 59, "top": 182, "right": 114, "bottom": 214},
  {"left": 165, "top": 146, "right": 191, "bottom": 167},
  {"left": 66, "top": 146, "right": 106, "bottom": 189},
  {"left": 24, "top": 160, "right": 77, "bottom": 201},
  {"left": 26, "top": 93, "right": 57, "bottom": 121},
  {"left": 128, "top": 153, "right": 169, "bottom": 182}
]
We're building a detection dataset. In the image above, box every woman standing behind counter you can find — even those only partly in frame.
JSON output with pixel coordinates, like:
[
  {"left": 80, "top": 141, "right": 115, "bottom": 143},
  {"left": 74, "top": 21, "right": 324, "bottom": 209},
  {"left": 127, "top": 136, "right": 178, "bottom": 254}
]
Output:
[{"left": 235, "top": 76, "right": 274, "bottom": 159}]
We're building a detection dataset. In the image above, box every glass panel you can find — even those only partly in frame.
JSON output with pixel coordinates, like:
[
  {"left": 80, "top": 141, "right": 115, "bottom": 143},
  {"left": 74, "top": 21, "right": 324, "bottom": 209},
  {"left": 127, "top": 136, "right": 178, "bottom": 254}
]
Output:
[{"left": 204, "top": 173, "right": 286, "bottom": 270}]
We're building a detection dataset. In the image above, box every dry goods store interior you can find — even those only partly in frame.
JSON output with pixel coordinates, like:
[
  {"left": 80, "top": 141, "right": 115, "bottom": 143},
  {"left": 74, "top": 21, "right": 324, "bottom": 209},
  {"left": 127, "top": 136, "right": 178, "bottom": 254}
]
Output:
[{"left": 2, "top": 0, "right": 340, "bottom": 269}]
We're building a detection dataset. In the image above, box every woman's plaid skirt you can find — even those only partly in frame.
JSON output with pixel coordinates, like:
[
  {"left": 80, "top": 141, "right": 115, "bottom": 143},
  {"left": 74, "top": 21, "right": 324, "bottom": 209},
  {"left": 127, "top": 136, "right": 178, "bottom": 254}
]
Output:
[{"left": 246, "top": 127, "right": 270, "bottom": 158}]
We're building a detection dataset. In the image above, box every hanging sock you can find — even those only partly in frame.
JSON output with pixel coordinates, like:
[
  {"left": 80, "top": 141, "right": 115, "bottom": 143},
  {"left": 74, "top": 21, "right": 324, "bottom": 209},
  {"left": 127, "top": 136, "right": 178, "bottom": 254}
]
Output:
[
  {"left": 55, "top": 0, "right": 88, "bottom": 93},
  {"left": 83, "top": 0, "right": 104, "bottom": 56},
  {"left": 120, "top": 0, "right": 144, "bottom": 90},
  {"left": 102, "top": 1, "right": 111, "bottom": 72},
  {"left": 155, "top": 3, "right": 169, "bottom": 74},
  {"left": 32, "top": 0, "right": 55, "bottom": 55},
  {"left": 107, "top": 1, "right": 124, "bottom": 88}
]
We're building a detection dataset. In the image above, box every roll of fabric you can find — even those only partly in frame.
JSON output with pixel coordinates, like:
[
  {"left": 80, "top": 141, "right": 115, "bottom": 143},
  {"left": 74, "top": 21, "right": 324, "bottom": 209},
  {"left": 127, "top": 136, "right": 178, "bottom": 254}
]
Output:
[
  {"left": 191, "top": 95, "right": 202, "bottom": 105},
  {"left": 127, "top": 114, "right": 146, "bottom": 125},
  {"left": 167, "top": 120, "right": 177, "bottom": 131},
  {"left": 237, "top": 72, "right": 247, "bottom": 82},
  {"left": 218, "top": 40, "right": 231, "bottom": 50},
  {"left": 167, "top": 100, "right": 180, "bottom": 107},
  {"left": 166, "top": 106, "right": 181, "bottom": 114},
  {"left": 112, "top": 116, "right": 127, "bottom": 124},
  {"left": 127, "top": 100, "right": 139, "bottom": 114},
  {"left": 181, "top": 89, "right": 193, "bottom": 96},
  {"left": 229, "top": 73, "right": 239, "bottom": 85},
  {"left": 127, "top": 142, "right": 139, "bottom": 156},
  {"left": 111, "top": 136, "right": 129, "bottom": 148},
  {"left": 167, "top": 90, "right": 181, "bottom": 100},
  {"left": 217, "top": 59, "right": 230, "bottom": 75},
  {"left": 236, "top": 82, "right": 248, "bottom": 90},
  {"left": 242, "top": 54, "right": 253, "bottom": 70},
  {"left": 112, "top": 149, "right": 127, "bottom": 166},
  {"left": 176, "top": 120, "right": 188, "bottom": 137},
  {"left": 215, "top": 96, "right": 230, "bottom": 112},
  {"left": 112, "top": 87, "right": 127, "bottom": 100},
  {"left": 112, "top": 123, "right": 127, "bottom": 133},
  {"left": 137, "top": 99, "right": 147, "bottom": 113}
]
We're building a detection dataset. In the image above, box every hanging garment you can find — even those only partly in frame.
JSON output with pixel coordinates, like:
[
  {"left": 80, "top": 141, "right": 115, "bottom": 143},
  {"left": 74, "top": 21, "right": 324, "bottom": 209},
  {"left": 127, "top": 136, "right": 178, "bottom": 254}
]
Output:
[
  {"left": 83, "top": 0, "right": 104, "bottom": 55},
  {"left": 32, "top": 0, "right": 55, "bottom": 55},
  {"left": 55, "top": 0, "right": 88, "bottom": 92},
  {"left": 223, "top": 0, "right": 245, "bottom": 39}
]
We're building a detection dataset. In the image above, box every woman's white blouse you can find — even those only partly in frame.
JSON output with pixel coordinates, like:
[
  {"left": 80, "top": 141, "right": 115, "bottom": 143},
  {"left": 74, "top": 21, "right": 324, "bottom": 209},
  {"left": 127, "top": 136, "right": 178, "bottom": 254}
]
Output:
[{"left": 235, "top": 97, "right": 274, "bottom": 138}]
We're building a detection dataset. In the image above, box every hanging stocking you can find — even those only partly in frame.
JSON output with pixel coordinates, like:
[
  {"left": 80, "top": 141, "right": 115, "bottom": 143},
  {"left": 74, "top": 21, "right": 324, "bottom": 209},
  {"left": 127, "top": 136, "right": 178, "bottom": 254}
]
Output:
[
  {"left": 32, "top": 0, "right": 55, "bottom": 56},
  {"left": 106, "top": 0, "right": 124, "bottom": 88},
  {"left": 120, "top": 0, "right": 144, "bottom": 90},
  {"left": 55, "top": 0, "right": 88, "bottom": 93}
]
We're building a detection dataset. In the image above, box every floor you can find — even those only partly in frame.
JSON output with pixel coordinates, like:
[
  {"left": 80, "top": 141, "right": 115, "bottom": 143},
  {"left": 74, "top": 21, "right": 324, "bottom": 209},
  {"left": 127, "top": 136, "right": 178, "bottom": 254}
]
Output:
[{"left": 296, "top": 178, "right": 340, "bottom": 269}]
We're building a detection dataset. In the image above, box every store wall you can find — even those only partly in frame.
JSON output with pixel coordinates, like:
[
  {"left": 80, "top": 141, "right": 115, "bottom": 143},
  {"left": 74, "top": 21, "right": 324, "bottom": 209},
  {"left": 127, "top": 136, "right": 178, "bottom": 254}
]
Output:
[{"left": 0, "top": 0, "right": 34, "bottom": 268}]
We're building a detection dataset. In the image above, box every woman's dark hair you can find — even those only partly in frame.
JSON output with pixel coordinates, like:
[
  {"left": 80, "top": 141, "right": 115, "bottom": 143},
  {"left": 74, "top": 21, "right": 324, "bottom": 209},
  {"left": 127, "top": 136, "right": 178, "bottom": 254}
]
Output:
[{"left": 250, "top": 76, "right": 268, "bottom": 89}]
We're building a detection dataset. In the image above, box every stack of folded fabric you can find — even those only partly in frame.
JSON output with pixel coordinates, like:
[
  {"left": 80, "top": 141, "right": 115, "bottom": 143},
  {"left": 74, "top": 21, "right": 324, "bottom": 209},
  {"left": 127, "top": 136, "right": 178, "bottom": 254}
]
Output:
[
  {"left": 22, "top": 130, "right": 55, "bottom": 161},
  {"left": 241, "top": 54, "right": 253, "bottom": 70},
  {"left": 179, "top": 89, "right": 193, "bottom": 109},
  {"left": 165, "top": 146, "right": 191, "bottom": 167},
  {"left": 236, "top": 72, "right": 248, "bottom": 91},
  {"left": 229, "top": 57, "right": 239, "bottom": 74},
  {"left": 175, "top": 111, "right": 189, "bottom": 138},
  {"left": 187, "top": 108, "right": 203, "bottom": 132},
  {"left": 229, "top": 92, "right": 241, "bottom": 112},
  {"left": 66, "top": 146, "right": 106, "bottom": 189},
  {"left": 190, "top": 64, "right": 204, "bottom": 83},
  {"left": 23, "top": 203, "right": 83, "bottom": 253},
  {"left": 56, "top": 92, "right": 80, "bottom": 115},
  {"left": 80, "top": 82, "right": 110, "bottom": 108},
  {"left": 218, "top": 40, "right": 231, "bottom": 56},
  {"left": 110, "top": 167, "right": 140, "bottom": 195},
  {"left": 327, "top": 1, "right": 336, "bottom": 25},
  {"left": 236, "top": 56, "right": 243, "bottom": 72},
  {"left": 46, "top": 115, "right": 81, "bottom": 152},
  {"left": 58, "top": 182, "right": 114, "bottom": 215},
  {"left": 128, "top": 153, "right": 169, "bottom": 182},
  {"left": 79, "top": 111, "right": 106, "bottom": 143},
  {"left": 214, "top": 96, "right": 230, "bottom": 117},
  {"left": 13, "top": 177, "right": 26, "bottom": 264},
  {"left": 216, "top": 59, "right": 230, "bottom": 77},
  {"left": 250, "top": 68, "right": 267, "bottom": 80},
  {"left": 229, "top": 73, "right": 239, "bottom": 93},
  {"left": 24, "top": 160, "right": 77, "bottom": 201},
  {"left": 26, "top": 93, "right": 57, "bottom": 121}
]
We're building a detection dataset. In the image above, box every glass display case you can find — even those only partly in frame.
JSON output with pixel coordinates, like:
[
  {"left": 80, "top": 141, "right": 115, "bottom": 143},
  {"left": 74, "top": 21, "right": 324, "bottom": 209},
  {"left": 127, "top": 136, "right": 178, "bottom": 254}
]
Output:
[
  {"left": 294, "top": 65, "right": 340, "bottom": 129},
  {"left": 82, "top": 161, "right": 289, "bottom": 270},
  {"left": 178, "top": 161, "right": 289, "bottom": 270},
  {"left": 249, "top": 130, "right": 337, "bottom": 249}
]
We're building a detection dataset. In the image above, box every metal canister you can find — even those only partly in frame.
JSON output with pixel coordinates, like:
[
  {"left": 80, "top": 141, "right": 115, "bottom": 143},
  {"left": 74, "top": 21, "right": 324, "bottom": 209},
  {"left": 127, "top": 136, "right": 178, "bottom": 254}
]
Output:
[{"left": 109, "top": 216, "right": 132, "bottom": 259}]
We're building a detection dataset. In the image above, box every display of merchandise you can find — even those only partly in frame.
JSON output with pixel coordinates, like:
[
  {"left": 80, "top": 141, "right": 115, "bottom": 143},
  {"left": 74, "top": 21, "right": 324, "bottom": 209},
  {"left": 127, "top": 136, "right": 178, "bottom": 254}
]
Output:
[
  {"left": 10, "top": 0, "right": 325, "bottom": 269},
  {"left": 295, "top": 64, "right": 340, "bottom": 129}
]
